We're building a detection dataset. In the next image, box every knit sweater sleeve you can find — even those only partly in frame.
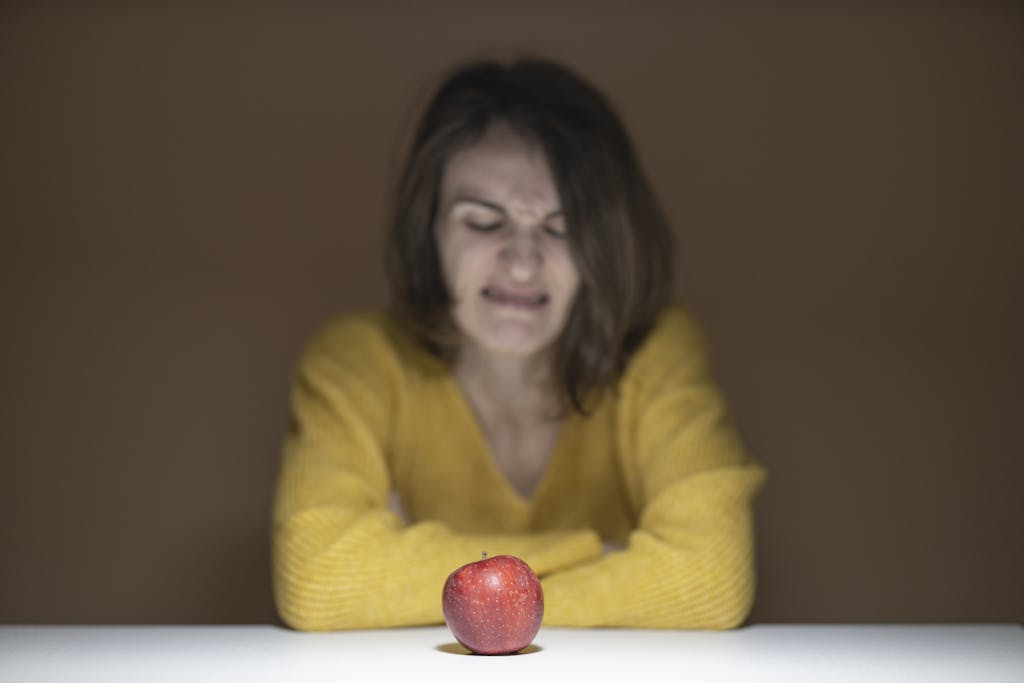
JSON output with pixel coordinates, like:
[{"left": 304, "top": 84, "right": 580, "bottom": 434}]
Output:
[
  {"left": 271, "top": 315, "right": 602, "bottom": 631},
  {"left": 540, "top": 308, "right": 766, "bottom": 629}
]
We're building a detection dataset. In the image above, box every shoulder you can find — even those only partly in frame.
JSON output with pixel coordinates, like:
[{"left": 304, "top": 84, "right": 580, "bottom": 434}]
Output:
[
  {"left": 304, "top": 310, "right": 402, "bottom": 354},
  {"left": 623, "top": 305, "right": 712, "bottom": 385},
  {"left": 296, "top": 310, "right": 436, "bottom": 382}
]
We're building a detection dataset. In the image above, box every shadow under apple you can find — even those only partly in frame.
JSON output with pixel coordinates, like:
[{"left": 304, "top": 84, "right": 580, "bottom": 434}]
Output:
[{"left": 435, "top": 642, "right": 543, "bottom": 655}]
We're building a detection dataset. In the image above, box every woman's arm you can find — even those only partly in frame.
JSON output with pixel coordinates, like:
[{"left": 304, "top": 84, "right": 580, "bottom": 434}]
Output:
[
  {"left": 540, "top": 309, "right": 766, "bottom": 629},
  {"left": 271, "top": 315, "right": 602, "bottom": 631}
]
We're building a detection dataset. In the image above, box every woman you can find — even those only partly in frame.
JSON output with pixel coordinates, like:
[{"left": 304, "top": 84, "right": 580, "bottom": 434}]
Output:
[{"left": 272, "top": 59, "right": 765, "bottom": 631}]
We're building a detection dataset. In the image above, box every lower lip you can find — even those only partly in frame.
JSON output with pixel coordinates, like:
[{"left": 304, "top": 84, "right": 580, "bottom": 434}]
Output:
[{"left": 482, "top": 289, "right": 548, "bottom": 310}]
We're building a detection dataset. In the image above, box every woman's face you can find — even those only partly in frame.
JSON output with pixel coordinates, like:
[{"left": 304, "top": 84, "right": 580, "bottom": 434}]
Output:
[{"left": 434, "top": 123, "right": 580, "bottom": 362}]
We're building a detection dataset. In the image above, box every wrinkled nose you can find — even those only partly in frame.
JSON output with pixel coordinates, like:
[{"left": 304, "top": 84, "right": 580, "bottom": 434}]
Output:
[{"left": 500, "top": 232, "right": 542, "bottom": 282}]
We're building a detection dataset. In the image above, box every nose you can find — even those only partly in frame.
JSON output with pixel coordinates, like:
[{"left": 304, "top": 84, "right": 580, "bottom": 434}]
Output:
[{"left": 499, "top": 230, "right": 542, "bottom": 282}]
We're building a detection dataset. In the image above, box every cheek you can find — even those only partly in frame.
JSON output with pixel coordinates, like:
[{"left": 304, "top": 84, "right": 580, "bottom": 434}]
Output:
[
  {"left": 549, "top": 248, "right": 581, "bottom": 297},
  {"left": 441, "top": 235, "right": 494, "bottom": 294},
  {"left": 436, "top": 224, "right": 467, "bottom": 284}
]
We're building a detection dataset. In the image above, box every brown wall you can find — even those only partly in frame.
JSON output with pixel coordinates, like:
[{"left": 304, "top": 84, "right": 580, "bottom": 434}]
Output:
[{"left": 2, "top": 2, "right": 1021, "bottom": 624}]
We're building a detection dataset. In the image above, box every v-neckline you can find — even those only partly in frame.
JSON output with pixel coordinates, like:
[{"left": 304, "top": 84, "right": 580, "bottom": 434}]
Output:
[{"left": 441, "top": 373, "right": 574, "bottom": 509}]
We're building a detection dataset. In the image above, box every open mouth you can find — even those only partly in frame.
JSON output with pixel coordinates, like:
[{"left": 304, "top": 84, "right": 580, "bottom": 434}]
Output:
[{"left": 482, "top": 286, "right": 549, "bottom": 308}]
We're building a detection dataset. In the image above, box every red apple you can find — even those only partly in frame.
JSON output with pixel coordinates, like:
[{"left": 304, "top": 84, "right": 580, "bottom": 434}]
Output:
[{"left": 441, "top": 553, "right": 544, "bottom": 655}]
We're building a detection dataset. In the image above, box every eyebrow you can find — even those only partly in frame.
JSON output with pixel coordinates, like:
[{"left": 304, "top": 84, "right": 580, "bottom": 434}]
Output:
[{"left": 451, "top": 196, "right": 564, "bottom": 220}]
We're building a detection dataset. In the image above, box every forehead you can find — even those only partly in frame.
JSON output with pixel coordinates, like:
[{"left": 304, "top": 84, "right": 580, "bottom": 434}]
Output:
[{"left": 439, "top": 124, "right": 560, "bottom": 210}]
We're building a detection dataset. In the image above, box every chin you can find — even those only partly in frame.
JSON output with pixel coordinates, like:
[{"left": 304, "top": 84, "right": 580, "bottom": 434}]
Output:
[
  {"left": 463, "top": 318, "right": 560, "bottom": 358},
  {"left": 452, "top": 297, "right": 571, "bottom": 358},
  {"left": 480, "top": 330, "right": 555, "bottom": 358}
]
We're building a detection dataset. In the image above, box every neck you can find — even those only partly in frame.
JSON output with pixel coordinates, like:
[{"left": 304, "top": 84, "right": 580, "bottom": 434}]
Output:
[{"left": 452, "top": 344, "right": 561, "bottom": 423}]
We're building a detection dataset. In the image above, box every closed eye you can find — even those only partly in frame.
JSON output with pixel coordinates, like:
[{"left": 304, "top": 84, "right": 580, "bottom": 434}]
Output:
[
  {"left": 543, "top": 224, "right": 568, "bottom": 239},
  {"left": 465, "top": 219, "right": 503, "bottom": 232}
]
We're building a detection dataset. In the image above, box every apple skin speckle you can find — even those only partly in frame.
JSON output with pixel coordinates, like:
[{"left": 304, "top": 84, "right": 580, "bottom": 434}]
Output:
[{"left": 441, "top": 554, "right": 544, "bottom": 655}]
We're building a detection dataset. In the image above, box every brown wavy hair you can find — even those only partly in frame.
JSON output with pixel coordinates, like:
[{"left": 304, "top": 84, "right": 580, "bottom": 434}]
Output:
[{"left": 386, "top": 59, "right": 675, "bottom": 413}]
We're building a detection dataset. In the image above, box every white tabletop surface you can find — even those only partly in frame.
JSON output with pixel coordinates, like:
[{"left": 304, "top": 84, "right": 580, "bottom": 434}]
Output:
[{"left": 2, "top": 623, "right": 1022, "bottom": 682}]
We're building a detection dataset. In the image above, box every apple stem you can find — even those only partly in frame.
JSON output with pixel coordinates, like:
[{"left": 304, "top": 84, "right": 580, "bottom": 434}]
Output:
[{"left": 481, "top": 551, "right": 488, "bottom": 560}]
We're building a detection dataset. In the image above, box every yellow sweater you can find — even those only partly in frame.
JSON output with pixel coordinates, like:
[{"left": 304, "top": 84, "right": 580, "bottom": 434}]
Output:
[{"left": 272, "top": 306, "right": 765, "bottom": 631}]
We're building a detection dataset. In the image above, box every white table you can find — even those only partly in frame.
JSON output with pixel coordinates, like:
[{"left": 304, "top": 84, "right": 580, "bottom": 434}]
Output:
[{"left": 2, "top": 624, "right": 1022, "bottom": 682}]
